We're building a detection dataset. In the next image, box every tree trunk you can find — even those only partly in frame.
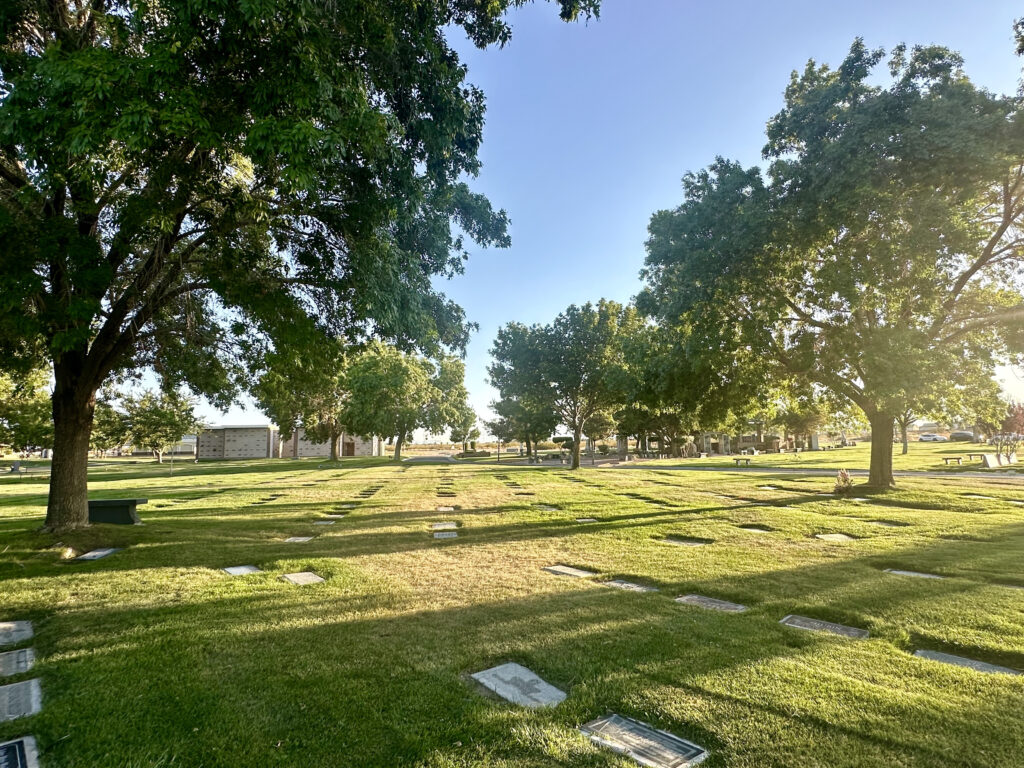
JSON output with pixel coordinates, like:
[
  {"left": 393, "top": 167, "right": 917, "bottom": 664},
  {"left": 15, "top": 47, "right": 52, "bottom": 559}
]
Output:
[
  {"left": 570, "top": 425, "right": 582, "bottom": 469},
  {"left": 525, "top": 436, "right": 532, "bottom": 458},
  {"left": 900, "top": 422, "right": 909, "bottom": 455},
  {"left": 330, "top": 431, "right": 339, "bottom": 461},
  {"left": 155, "top": 449, "right": 163, "bottom": 464},
  {"left": 868, "top": 411, "right": 896, "bottom": 488},
  {"left": 46, "top": 376, "right": 97, "bottom": 532},
  {"left": 394, "top": 432, "right": 404, "bottom": 461}
]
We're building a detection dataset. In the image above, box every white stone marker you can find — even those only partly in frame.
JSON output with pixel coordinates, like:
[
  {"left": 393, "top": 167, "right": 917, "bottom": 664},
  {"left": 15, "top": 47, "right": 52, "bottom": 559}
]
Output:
[
  {"left": 576, "top": 517, "right": 598, "bottom": 523},
  {"left": 281, "top": 572, "right": 324, "bottom": 585},
  {"left": 757, "top": 485, "right": 779, "bottom": 490},
  {"left": 324, "top": 514, "right": 347, "bottom": 519},
  {"left": 338, "top": 503, "right": 356, "bottom": 509},
  {"left": 223, "top": 565, "right": 261, "bottom": 576},
  {"left": 963, "top": 494, "right": 996, "bottom": 500},
  {"left": 285, "top": 536, "right": 314, "bottom": 543},
  {"left": 543, "top": 564, "right": 597, "bottom": 578},
  {"left": 676, "top": 595, "right": 747, "bottom": 613},
  {"left": 313, "top": 521, "right": 335, "bottom": 525},
  {"left": 0, "top": 649, "right": 34, "bottom": 678},
  {"left": 0, "top": 736, "right": 39, "bottom": 768},
  {"left": 436, "top": 506, "right": 455, "bottom": 512},
  {"left": 431, "top": 522, "right": 457, "bottom": 531},
  {"left": 850, "top": 497, "right": 870, "bottom": 502},
  {"left": 914, "top": 650, "right": 1020, "bottom": 675},
  {"left": 0, "top": 623, "right": 32, "bottom": 648},
  {"left": 815, "top": 533, "right": 857, "bottom": 542},
  {"left": 884, "top": 569, "right": 945, "bottom": 580},
  {"left": 0, "top": 680, "right": 41, "bottom": 722},
  {"left": 779, "top": 615, "right": 869, "bottom": 639},
  {"left": 603, "top": 580, "right": 658, "bottom": 593},
  {"left": 76, "top": 548, "right": 119, "bottom": 561},
  {"left": 579, "top": 713, "right": 708, "bottom": 768},
  {"left": 470, "top": 662, "right": 566, "bottom": 708},
  {"left": 433, "top": 531, "right": 458, "bottom": 539}
]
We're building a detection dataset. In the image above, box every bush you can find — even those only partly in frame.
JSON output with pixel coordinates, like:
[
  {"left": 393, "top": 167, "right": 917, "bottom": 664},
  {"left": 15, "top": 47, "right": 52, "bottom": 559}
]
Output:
[
  {"left": 598, "top": 444, "right": 610, "bottom": 455},
  {"left": 455, "top": 450, "right": 491, "bottom": 458},
  {"left": 833, "top": 469, "right": 854, "bottom": 495}
]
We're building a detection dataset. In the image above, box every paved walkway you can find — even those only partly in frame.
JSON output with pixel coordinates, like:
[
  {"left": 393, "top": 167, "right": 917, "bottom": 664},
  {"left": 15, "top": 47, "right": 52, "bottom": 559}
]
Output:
[{"left": 606, "top": 463, "right": 1024, "bottom": 482}]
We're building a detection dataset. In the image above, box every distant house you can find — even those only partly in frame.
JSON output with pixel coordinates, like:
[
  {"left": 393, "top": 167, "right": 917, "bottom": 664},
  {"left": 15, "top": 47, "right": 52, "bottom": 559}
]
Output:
[
  {"left": 198, "top": 425, "right": 280, "bottom": 459},
  {"left": 279, "top": 428, "right": 384, "bottom": 458}
]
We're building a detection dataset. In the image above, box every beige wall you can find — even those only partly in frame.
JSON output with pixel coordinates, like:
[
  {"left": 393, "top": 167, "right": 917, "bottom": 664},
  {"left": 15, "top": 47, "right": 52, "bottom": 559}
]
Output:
[{"left": 198, "top": 427, "right": 277, "bottom": 459}]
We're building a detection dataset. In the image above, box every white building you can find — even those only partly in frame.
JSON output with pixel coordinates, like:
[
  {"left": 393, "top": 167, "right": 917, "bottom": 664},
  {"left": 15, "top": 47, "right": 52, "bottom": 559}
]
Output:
[
  {"left": 279, "top": 428, "right": 384, "bottom": 458},
  {"left": 197, "top": 425, "right": 383, "bottom": 459}
]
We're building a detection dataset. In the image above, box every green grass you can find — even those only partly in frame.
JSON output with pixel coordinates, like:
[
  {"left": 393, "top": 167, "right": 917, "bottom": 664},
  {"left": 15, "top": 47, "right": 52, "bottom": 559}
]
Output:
[
  {"left": 643, "top": 440, "right": 1008, "bottom": 474},
  {"left": 2, "top": 459, "right": 1023, "bottom": 766}
]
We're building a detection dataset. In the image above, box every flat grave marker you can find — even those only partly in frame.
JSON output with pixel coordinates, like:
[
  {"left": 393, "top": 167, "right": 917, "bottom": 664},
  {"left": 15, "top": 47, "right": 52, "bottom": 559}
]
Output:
[
  {"left": 337, "top": 503, "right": 356, "bottom": 509},
  {"left": 0, "top": 649, "right": 34, "bottom": 678},
  {"left": 543, "top": 564, "right": 597, "bottom": 578},
  {"left": 603, "top": 579, "right": 658, "bottom": 593},
  {"left": 433, "top": 531, "right": 458, "bottom": 539},
  {"left": 914, "top": 650, "right": 1020, "bottom": 675},
  {"left": 779, "top": 614, "right": 869, "bottom": 639},
  {"left": 757, "top": 485, "right": 779, "bottom": 490},
  {"left": 536, "top": 505, "right": 558, "bottom": 511},
  {"left": 281, "top": 572, "right": 324, "bottom": 586},
  {"left": 223, "top": 565, "right": 261, "bottom": 576},
  {"left": 0, "top": 680, "right": 41, "bottom": 722},
  {"left": 737, "top": 525, "right": 771, "bottom": 533},
  {"left": 284, "top": 536, "right": 314, "bottom": 543},
  {"left": 963, "top": 494, "right": 996, "bottom": 500},
  {"left": 576, "top": 517, "right": 599, "bottom": 523},
  {"left": 579, "top": 713, "right": 708, "bottom": 768},
  {"left": 313, "top": 521, "right": 335, "bottom": 525},
  {"left": 663, "top": 537, "right": 712, "bottom": 547},
  {"left": 0, "top": 623, "right": 32, "bottom": 648},
  {"left": 324, "top": 514, "right": 347, "bottom": 519},
  {"left": 431, "top": 522, "right": 457, "bottom": 531},
  {"left": 470, "top": 662, "right": 566, "bottom": 708},
  {"left": 815, "top": 533, "right": 857, "bottom": 542},
  {"left": 676, "top": 594, "right": 747, "bottom": 613},
  {"left": 884, "top": 569, "right": 945, "bottom": 580},
  {"left": 436, "top": 506, "right": 455, "bottom": 512},
  {"left": 75, "top": 548, "right": 119, "bottom": 561},
  {"left": 0, "top": 736, "right": 39, "bottom": 768}
]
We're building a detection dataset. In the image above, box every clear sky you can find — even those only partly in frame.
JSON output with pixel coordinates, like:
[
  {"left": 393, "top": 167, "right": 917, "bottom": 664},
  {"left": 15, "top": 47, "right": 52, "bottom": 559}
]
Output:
[{"left": 200, "top": 0, "right": 1024, "bottom": 433}]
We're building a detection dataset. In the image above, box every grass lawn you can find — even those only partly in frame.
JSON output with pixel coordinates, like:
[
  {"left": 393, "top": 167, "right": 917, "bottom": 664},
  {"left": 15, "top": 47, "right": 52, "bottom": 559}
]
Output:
[
  {"left": 642, "top": 440, "right": 1008, "bottom": 474},
  {"left": 2, "top": 459, "right": 1023, "bottom": 766}
]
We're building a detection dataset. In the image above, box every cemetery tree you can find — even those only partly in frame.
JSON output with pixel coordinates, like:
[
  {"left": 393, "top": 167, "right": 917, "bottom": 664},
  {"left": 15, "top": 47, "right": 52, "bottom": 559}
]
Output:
[
  {"left": 486, "top": 397, "right": 558, "bottom": 457},
  {"left": 0, "top": 368, "right": 53, "bottom": 452},
  {"left": 90, "top": 396, "right": 129, "bottom": 456},
  {"left": 122, "top": 389, "right": 201, "bottom": 462},
  {"left": 0, "top": 0, "right": 598, "bottom": 531},
  {"left": 254, "top": 341, "right": 349, "bottom": 461},
  {"left": 642, "top": 42, "right": 1024, "bottom": 488},
  {"left": 450, "top": 406, "right": 480, "bottom": 453},
  {"left": 341, "top": 343, "right": 469, "bottom": 460},
  {"left": 538, "top": 301, "right": 632, "bottom": 469}
]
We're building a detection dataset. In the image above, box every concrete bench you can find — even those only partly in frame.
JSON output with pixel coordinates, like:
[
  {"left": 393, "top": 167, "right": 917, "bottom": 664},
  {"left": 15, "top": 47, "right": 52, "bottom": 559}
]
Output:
[
  {"left": 88, "top": 498, "right": 147, "bottom": 525},
  {"left": 942, "top": 457, "right": 963, "bottom": 466},
  {"left": 967, "top": 453, "right": 985, "bottom": 461},
  {"left": 732, "top": 457, "right": 752, "bottom": 467}
]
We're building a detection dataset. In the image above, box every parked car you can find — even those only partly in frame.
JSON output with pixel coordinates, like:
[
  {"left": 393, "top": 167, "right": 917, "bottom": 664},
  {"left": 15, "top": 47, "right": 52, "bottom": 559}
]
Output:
[
  {"left": 918, "top": 433, "right": 948, "bottom": 442},
  {"left": 948, "top": 431, "right": 976, "bottom": 441}
]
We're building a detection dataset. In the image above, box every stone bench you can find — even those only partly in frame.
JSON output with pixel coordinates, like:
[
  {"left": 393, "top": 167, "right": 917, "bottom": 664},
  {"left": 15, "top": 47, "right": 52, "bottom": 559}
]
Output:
[
  {"left": 732, "top": 457, "right": 752, "bottom": 467},
  {"left": 88, "top": 498, "right": 148, "bottom": 525},
  {"left": 967, "top": 453, "right": 985, "bottom": 460},
  {"left": 942, "top": 456, "right": 963, "bottom": 466}
]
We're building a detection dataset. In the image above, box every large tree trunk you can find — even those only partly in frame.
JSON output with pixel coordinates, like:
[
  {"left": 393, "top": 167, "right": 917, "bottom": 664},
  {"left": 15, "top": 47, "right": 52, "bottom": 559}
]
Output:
[
  {"left": 330, "top": 430, "right": 340, "bottom": 461},
  {"left": 868, "top": 410, "right": 896, "bottom": 488},
  {"left": 46, "top": 374, "right": 97, "bottom": 532},
  {"left": 900, "top": 421, "right": 909, "bottom": 455},
  {"left": 570, "top": 425, "right": 582, "bottom": 469},
  {"left": 394, "top": 432, "right": 404, "bottom": 461},
  {"left": 525, "top": 436, "right": 532, "bottom": 458}
]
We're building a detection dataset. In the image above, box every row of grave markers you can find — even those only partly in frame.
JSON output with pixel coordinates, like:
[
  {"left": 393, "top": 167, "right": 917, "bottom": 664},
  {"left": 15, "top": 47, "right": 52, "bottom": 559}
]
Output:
[{"left": 0, "top": 620, "right": 41, "bottom": 767}]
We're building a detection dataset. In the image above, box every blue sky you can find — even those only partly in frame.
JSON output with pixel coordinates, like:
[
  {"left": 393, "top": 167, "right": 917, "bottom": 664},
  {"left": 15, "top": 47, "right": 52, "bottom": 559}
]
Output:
[{"left": 202, "top": 0, "right": 1024, "bottom": 432}]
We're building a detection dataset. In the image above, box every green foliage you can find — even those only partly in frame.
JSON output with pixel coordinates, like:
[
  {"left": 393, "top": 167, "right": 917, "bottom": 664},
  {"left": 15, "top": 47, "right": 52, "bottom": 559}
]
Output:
[
  {"left": 641, "top": 41, "right": 1024, "bottom": 485},
  {"left": 340, "top": 343, "right": 470, "bottom": 459},
  {"left": 90, "top": 396, "right": 130, "bottom": 454},
  {"left": 0, "top": 367, "right": 52, "bottom": 450},
  {"left": 121, "top": 389, "right": 202, "bottom": 461}
]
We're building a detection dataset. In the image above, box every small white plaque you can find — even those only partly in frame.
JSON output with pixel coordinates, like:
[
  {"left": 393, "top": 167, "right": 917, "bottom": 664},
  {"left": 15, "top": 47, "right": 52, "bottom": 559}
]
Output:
[
  {"left": 676, "top": 594, "right": 747, "bottom": 612},
  {"left": 431, "top": 522, "right": 457, "bottom": 531},
  {"left": 603, "top": 579, "right": 658, "bottom": 593},
  {"left": 884, "top": 569, "right": 944, "bottom": 579},
  {"left": 914, "top": 650, "right": 1020, "bottom": 675},
  {"left": 0, "top": 623, "right": 32, "bottom": 648},
  {"left": 757, "top": 485, "right": 779, "bottom": 490},
  {"left": 963, "top": 494, "right": 996, "bottom": 500},
  {"left": 0, "top": 736, "right": 39, "bottom": 768},
  {"left": 0, "top": 680, "right": 41, "bottom": 722},
  {"left": 576, "top": 517, "right": 598, "bottom": 523},
  {"left": 338, "top": 503, "right": 356, "bottom": 509},
  {"left": 0, "top": 649, "right": 34, "bottom": 677},
  {"left": 815, "top": 533, "right": 856, "bottom": 542},
  {"left": 470, "top": 662, "right": 566, "bottom": 708},
  {"left": 313, "top": 521, "right": 335, "bottom": 525},
  {"left": 436, "top": 506, "right": 455, "bottom": 512},
  {"left": 223, "top": 565, "right": 261, "bottom": 576},
  {"left": 433, "top": 531, "right": 458, "bottom": 539},
  {"left": 285, "top": 536, "right": 314, "bottom": 543},
  {"left": 76, "top": 548, "right": 118, "bottom": 561},
  {"left": 780, "top": 615, "right": 869, "bottom": 639},
  {"left": 281, "top": 572, "right": 324, "bottom": 585},
  {"left": 543, "top": 564, "right": 596, "bottom": 578},
  {"left": 324, "top": 514, "right": 347, "bottom": 519}
]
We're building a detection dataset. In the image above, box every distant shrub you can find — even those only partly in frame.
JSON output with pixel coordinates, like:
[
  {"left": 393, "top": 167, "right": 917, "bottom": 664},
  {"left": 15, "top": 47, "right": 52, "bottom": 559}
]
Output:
[{"left": 833, "top": 469, "right": 853, "bottom": 495}]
